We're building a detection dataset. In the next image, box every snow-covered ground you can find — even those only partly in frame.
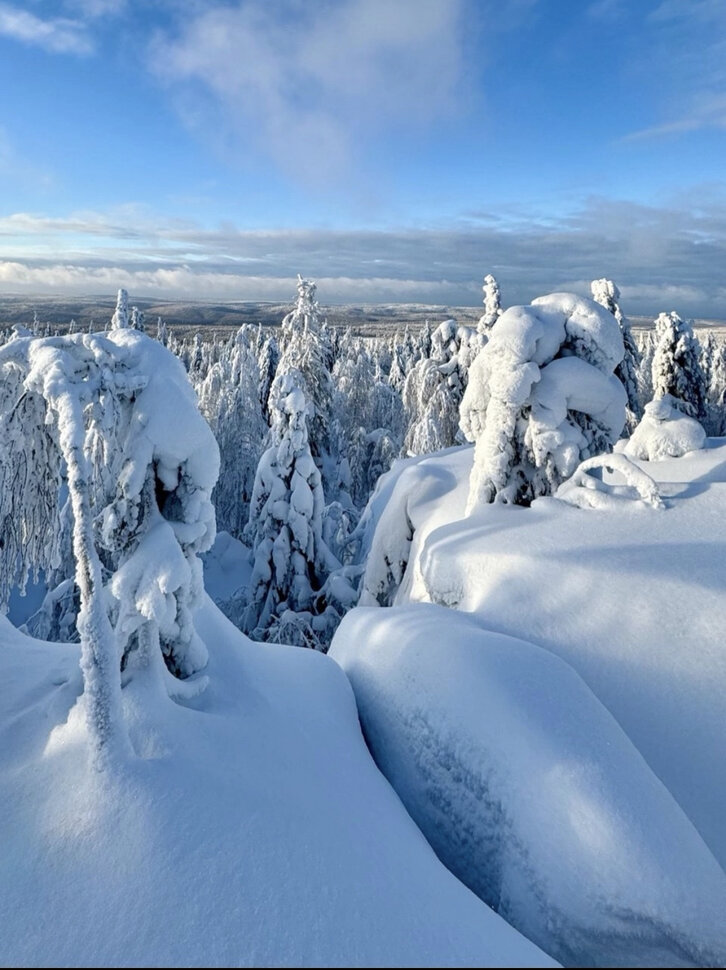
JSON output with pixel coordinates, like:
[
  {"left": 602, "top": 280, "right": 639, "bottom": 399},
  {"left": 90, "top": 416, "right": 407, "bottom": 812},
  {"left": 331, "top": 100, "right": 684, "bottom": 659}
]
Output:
[
  {"left": 333, "top": 439, "right": 726, "bottom": 965},
  {"left": 0, "top": 600, "right": 553, "bottom": 968}
]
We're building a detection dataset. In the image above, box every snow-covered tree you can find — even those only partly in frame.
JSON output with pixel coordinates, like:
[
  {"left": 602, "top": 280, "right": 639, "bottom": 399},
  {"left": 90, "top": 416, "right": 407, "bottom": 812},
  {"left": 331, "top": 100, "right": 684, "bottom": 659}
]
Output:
[
  {"left": 460, "top": 293, "right": 627, "bottom": 510},
  {"left": 197, "top": 328, "right": 266, "bottom": 537},
  {"left": 130, "top": 306, "right": 145, "bottom": 331},
  {"left": 257, "top": 331, "right": 279, "bottom": 416},
  {"left": 591, "top": 278, "right": 641, "bottom": 434},
  {"left": 0, "top": 327, "right": 219, "bottom": 763},
  {"left": 238, "top": 370, "right": 345, "bottom": 650},
  {"left": 698, "top": 332, "right": 726, "bottom": 435},
  {"left": 478, "top": 274, "right": 503, "bottom": 336},
  {"left": 333, "top": 337, "right": 405, "bottom": 506},
  {"left": 156, "top": 316, "right": 168, "bottom": 346},
  {"left": 403, "top": 319, "right": 471, "bottom": 456},
  {"left": 275, "top": 277, "right": 338, "bottom": 493},
  {"left": 111, "top": 288, "right": 130, "bottom": 330},
  {"left": 651, "top": 311, "right": 706, "bottom": 419}
]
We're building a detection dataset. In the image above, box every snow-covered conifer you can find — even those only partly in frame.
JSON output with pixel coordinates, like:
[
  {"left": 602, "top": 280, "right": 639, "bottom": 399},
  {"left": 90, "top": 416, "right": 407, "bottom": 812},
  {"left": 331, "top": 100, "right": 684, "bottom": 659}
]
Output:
[
  {"left": 111, "top": 288, "right": 130, "bottom": 330},
  {"left": 591, "top": 278, "right": 641, "bottom": 433},
  {"left": 461, "top": 293, "right": 626, "bottom": 510},
  {"left": 197, "top": 328, "right": 266, "bottom": 537},
  {"left": 156, "top": 316, "right": 168, "bottom": 346},
  {"left": 403, "top": 319, "right": 470, "bottom": 456},
  {"left": 257, "top": 331, "right": 279, "bottom": 416},
  {"left": 478, "top": 274, "right": 503, "bottom": 336},
  {"left": 275, "top": 277, "right": 337, "bottom": 492},
  {"left": 651, "top": 311, "right": 706, "bottom": 419},
  {"left": 239, "top": 370, "right": 344, "bottom": 649},
  {"left": 130, "top": 306, "right": 145, "bottom": 331},
  {"left": 0, "top": 327, "right": 219, "bottom": 760}
]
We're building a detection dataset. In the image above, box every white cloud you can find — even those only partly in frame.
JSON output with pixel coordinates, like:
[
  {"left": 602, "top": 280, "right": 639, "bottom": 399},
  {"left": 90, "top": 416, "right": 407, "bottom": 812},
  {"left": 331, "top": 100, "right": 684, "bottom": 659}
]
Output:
[
  {"left": 150, "top": 0, "right": 468, "bottom": 183},
  {"left": 0, "top": 3, "right": 92, "bottom": 54},
  {"left": 2, "top": 191, "right": 726, "bottom": 316}
]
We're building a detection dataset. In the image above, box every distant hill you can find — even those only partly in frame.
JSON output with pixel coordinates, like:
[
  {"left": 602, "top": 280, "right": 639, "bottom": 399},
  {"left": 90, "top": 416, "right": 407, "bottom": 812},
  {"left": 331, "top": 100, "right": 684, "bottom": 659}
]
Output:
[{"left": 1, "top": 295, "right": 724, "bottom": 337}]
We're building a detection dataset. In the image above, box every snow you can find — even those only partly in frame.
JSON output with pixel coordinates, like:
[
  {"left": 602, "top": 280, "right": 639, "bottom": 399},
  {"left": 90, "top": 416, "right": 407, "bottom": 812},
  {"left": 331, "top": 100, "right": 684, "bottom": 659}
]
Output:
[
  {"left": 331, "top": 604, "right": 726, "bottom": 967},
  {"left": 0, "top": 606, "right": 553, "bottom": 968},
  {"left": 624, "top": 394, "right": 707, "bottom": 461},
  {"left": 556, "top": 453, "right": 664, "bottom": 511},
  {"left": 348, "top": 440, "right": 726, "bottom": 875},
  {"left": 202, "top": 529, "right": 253, "bottom": 602}
]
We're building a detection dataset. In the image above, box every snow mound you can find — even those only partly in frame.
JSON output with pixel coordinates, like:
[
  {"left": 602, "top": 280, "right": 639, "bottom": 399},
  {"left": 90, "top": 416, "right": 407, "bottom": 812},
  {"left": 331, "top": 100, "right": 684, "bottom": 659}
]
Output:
[
  {"left": 331, "top": 604, "right": 726, "bottom": 968},
  {"left": 0, "top": 607, "right": 552, "bottom": 968},
  {"left": 624, "top": 395, "right": 707, "bottom": 461},
  {"left": 362, "top": 442, "right": 726, "bottom": 869}
]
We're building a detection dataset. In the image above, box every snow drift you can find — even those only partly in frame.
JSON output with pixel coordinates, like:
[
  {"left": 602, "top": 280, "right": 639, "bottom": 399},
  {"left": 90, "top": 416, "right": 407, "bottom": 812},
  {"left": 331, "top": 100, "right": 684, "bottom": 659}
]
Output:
[
  {"left": 0, "top": 604, "right": 553, "bottom": 968},
  {"left": 331, "top": 604, "right": 726, "bottom": 967}
]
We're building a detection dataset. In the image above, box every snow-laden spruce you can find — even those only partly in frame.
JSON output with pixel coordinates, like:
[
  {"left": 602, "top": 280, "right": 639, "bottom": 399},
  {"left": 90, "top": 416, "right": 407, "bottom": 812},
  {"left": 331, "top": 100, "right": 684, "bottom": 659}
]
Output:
[
  {"left": 590, "top": 278, "right": 641, "bottom": 433},
  {"left": 196, "top": 327, "right": 266, "bottom": 538},
  {"left": 0, "top": 327, "right": 219, "bottom": 761},
  {"left": 238, "top": 370, "right": 352, "bottom": 649},
  {"left": 624, "top": 394, "right": 707, "bottom": 461},
  {"left": 275, "top": 276, "right": 338, "bottom": 494},
  {"left": 651, "top": 310, "right": 706, "bottom": 419},
  {"left": 460, "top": 293, "right": 627, "bottom": 510},
  {"left": 403, "top": 319, "right": 472, "bottom": 456},
  {"left": 478, "top": 273, "right": 503, "bottom": 336}
]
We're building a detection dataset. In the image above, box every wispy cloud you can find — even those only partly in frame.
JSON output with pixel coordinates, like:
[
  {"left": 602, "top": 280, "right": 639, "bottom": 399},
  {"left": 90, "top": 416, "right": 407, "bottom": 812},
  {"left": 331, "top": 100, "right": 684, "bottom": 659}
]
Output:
[
  {"left": 150, "top": 0, "right": 469, "bottom": 184},
  {"left": 624, "top": 0, "right": 726, "bottom": 141},
  {"left": 0, "top": 3, "right": 93, "bottom": 55}
]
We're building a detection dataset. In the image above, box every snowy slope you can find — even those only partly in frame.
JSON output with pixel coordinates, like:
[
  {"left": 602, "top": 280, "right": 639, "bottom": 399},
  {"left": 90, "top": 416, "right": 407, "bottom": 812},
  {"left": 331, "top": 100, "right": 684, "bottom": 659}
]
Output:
[
  {"left": 331, "top": 605, "right": 726, "bottom": 967},
  {"left": 354, "top": 441, "right": 726, "bottom": 871},
  {"left": 0, "top": 606, "right": 553, "bottom": 968}
]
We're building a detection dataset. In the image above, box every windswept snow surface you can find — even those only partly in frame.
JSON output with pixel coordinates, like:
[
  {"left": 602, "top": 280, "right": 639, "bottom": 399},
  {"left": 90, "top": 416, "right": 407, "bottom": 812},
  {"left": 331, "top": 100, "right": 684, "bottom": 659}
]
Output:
[
  {"left": 331, "top": 605, "right": 726, "bottom": 968},
  {"left": 341, "top": 440, "right": 726, "bottom": 964},
  {"left": 0, "top": 605, "right": 553, "bottom": 968}
]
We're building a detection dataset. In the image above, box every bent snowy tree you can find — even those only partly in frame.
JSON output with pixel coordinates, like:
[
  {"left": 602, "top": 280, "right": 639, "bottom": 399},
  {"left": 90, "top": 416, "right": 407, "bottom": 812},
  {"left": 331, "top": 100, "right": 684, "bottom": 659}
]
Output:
[
  {"left": 460, "top": 293, "right": 627, "bottom": 510},
  {"left": 0, "top": 326, "right": 219, "bottom": 762}
]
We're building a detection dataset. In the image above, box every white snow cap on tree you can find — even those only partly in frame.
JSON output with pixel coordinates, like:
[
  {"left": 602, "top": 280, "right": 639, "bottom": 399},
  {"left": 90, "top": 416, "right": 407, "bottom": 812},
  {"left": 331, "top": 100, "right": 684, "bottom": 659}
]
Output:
[
  {"left": 478, "top": 274, "right": 503, "bottom": 335},
  {"left": 624, "top": 394, "right": 706, "bottom": 461},
  {"left": 282, "top": 275, "right": 320, "bottom": 334},
  {"left": 111, "top": 288, "right": 130, "bottom": 330},
  {"left": 461, "top": 292, "right": 626, "bottom": 510}
]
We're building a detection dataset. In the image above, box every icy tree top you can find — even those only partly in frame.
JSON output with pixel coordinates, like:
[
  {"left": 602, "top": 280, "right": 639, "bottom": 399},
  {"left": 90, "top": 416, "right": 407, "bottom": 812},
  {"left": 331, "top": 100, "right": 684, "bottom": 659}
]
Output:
[
  {"left": 296, "top": 274, "right": 317, "bottom": 308},
  {"left": 478, "top": 274, "right": 502, "bottom": 335},
  {"left": 282, "top": 275, "right": 322, "bottom": 334},
  {"left": 111, "top": 288, "right": 130, "bottom": 330}
]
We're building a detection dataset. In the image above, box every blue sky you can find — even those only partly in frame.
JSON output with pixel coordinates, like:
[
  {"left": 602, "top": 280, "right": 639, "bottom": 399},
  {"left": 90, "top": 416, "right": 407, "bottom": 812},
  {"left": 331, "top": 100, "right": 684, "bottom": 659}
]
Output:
[{"left": 0, "top": 0, "right": 725, "bottom": 315}]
